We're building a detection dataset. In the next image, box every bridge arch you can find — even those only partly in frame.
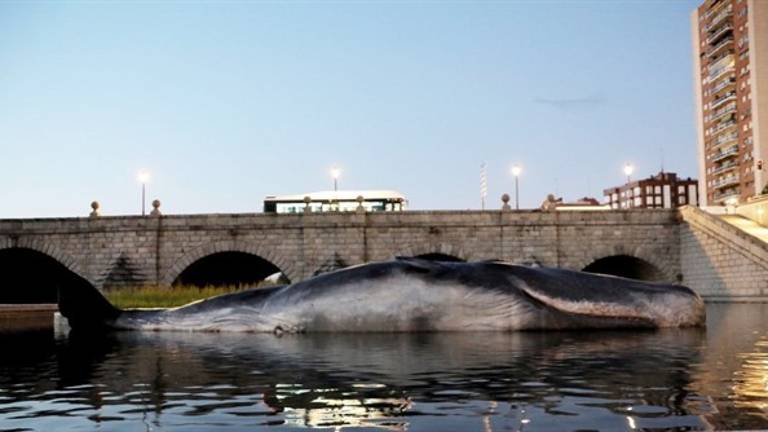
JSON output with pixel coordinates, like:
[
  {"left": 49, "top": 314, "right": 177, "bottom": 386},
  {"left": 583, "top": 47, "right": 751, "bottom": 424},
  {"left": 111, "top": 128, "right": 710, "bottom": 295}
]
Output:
[
  {"left": 0, "top": 245, "right": 91, "bottom": 303},
  {"left": 582, "top": 255, "right": 667, "bottom": 282},
  {"left": 574, "top": 243, "right": 675, "bottom": 282},
  {"left": 162, "top": 241, "right": 299, "bottom": 287},
  {"left": 394, "top": 242, "right": 471, "bottom": 262},
  {"left": 0, "top": 237, "right": 86, "bottom": 281}
]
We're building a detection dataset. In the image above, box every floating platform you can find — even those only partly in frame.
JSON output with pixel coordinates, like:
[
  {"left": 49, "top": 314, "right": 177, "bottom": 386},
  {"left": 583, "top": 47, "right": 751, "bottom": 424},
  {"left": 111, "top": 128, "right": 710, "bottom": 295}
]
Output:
[{"left": 0, "top": 304, "right": 58, "bottom": 332}]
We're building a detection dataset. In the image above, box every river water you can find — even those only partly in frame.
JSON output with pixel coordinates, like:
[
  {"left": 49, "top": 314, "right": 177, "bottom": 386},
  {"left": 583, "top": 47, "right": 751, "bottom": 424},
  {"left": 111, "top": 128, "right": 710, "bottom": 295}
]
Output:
[{"left": 0, "top": 303, "right": 767, "bottom": 431}]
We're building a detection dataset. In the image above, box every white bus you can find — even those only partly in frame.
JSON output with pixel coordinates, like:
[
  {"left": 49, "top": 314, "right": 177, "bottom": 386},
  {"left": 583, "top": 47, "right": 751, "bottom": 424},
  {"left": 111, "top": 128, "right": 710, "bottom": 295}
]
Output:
[{"left": 264, "top": 190, "right": 407, "bottom": 214}]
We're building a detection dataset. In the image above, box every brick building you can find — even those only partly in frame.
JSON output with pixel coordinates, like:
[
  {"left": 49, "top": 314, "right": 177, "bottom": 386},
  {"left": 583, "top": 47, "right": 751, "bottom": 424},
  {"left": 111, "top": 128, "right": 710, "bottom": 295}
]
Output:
[
  {"left": 604, "top": 172, "right": 699, "bottom": 209},
  {"left": 692, "top": 0, "right": 768, "bottom": 205}
]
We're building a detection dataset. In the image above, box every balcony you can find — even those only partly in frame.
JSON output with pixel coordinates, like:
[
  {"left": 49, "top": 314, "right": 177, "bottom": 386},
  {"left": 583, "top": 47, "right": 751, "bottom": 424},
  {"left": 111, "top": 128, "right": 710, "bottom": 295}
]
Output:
[
  {"left": 711, "top": 161, "right": 738, "bottom": 175},
  {"left": 710, "top": 77, "right": 736, "bottom": 96},
  {"left": 712, "top": 174, "right": 740, "bottom": 189},
  {"left": 707, "top": 24, "right": 733, "bottom": 45},
  {"left": 708, "top": 53, "right": 734, "bottom": 72},
  {"left": 704, "top": 1, "right": 731, "bottom": 20},
  {"left": 710, "top": 103, "right": 737, "bottom": 122},
  {"left": 711, "top": 145, "right": 739, "bottom": 162},
  {"left": 709, "top": 118, "right": 737, "bottom": 135},
  {"left": 707, "top": 59, "right": 735, "bottom": 82},
  {"left": 707, "top": 37, "right": 734, "bottom": 58},
  {"left": 710, "top": 92, "right": 736, "bottom": 109},
  {"left": 713, "top": 189, "right": 740, "bottom": 203},
  {"left": 709, "top": 131, "right": 738, "bottom": 148},
  {"left": 705, "top": 4, "right": 733, "bottom": 32}
]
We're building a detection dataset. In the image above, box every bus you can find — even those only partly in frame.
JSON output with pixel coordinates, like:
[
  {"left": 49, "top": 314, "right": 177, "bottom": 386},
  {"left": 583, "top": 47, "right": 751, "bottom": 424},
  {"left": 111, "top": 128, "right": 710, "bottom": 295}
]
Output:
[{"left": 264, "top": 190, "right": 407, "bottom": 214}]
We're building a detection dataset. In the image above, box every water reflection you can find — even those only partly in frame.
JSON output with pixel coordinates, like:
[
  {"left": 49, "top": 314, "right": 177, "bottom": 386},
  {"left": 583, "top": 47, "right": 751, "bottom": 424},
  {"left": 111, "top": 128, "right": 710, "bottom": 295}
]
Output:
[
  {"left": 690, "top": 303, "right": 768, "bottom": 431},
  {"left": 0, "top": 304, "right": 766, "bottom": 431}
]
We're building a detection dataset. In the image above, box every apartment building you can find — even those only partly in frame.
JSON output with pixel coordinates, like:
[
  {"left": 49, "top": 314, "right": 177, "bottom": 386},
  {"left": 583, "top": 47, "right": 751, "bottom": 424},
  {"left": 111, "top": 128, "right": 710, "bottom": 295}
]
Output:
[
  {"left": 603, "top": 171, "right": 698, "bottom": 209},
  {"left": 692, "top": 0, "right": 768, "bottom": 206}
]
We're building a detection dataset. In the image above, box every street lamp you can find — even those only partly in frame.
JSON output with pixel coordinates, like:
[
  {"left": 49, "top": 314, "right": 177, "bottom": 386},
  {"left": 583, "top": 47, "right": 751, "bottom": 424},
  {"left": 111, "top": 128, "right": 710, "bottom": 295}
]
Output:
[
  {"left": 623, "top": 163, "right": 634, "bottom": 184},
  {"left": 330, "top": 167, "right": 341, "bottom": 192},
  {"left": 511, "top": 165, "right": 522, "bottom": 210},
  {"left": 137, "top": 170, "right": 151, "bottom": 216}
]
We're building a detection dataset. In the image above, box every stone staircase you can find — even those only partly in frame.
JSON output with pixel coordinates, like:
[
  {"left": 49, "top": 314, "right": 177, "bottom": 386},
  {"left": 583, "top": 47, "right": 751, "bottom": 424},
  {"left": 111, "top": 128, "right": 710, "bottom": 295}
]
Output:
[
  {"left": 678, "top": 206, "right": 768, "bottom": 301},
  {"left": 719, "top": 214, "right": 768, "bottom": 243}
]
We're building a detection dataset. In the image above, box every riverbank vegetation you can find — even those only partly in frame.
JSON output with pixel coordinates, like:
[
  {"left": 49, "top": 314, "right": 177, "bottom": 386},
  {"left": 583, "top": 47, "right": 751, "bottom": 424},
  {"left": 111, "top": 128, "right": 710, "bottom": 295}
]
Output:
[{"left": 104, "top": 283, "right": 276, "bottom": 309}]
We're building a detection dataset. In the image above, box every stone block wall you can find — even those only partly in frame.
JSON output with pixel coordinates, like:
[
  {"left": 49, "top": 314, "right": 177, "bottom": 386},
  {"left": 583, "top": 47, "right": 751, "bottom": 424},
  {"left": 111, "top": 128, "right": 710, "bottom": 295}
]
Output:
[
  {"left": 0, "top": 209, "right": 681, "bottom": 291},
  {"left": 680, "top": 206, "right": 768, "bottom": 300}
]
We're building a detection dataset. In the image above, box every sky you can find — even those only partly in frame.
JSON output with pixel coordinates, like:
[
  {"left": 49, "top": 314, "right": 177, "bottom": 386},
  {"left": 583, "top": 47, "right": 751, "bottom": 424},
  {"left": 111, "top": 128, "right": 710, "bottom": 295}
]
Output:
[{"left": 0, "top": 0, "right": 701, "bottom": 218}]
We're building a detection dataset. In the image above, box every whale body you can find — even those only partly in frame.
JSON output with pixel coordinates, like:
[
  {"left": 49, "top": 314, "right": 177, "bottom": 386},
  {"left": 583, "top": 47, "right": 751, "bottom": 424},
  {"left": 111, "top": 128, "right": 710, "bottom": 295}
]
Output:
[{"left": 59, "top": 257, "right": 706, "bottom": 333}]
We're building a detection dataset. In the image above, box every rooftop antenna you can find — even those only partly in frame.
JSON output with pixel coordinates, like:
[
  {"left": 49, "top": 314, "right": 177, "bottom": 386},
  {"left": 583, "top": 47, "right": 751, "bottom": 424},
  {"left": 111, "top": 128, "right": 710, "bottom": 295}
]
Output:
[
  {"left": 480, "top": 161, "right": 488, "bottom": 210},
  {"left": 660, "top": 144, "right": 665, "bottom": 174}
]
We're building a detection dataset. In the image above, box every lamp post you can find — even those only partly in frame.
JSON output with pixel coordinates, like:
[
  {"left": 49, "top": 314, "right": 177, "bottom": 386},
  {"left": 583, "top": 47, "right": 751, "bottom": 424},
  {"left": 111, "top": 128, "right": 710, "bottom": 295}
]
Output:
[
  {"left": 330, "top": 167, "right": 341, "bottom": 192},
  {"left": 137, "top": 170, "right": 151, "bottom": 216},
  {"left": 623, "top": 163, "right": 635, "bottom": 209},
  {"left": 623, "top": 163, "right": 634, "bottom": 184},
  {"left": 511, "top": 165, "right": 522, "bottom": 210}
]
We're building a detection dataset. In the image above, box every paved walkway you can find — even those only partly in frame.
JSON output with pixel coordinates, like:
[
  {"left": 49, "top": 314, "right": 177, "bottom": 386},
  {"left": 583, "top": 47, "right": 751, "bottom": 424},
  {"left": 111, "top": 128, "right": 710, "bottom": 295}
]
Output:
[{"left": 720, "top": 215, "right": 768, "bottom": 243}]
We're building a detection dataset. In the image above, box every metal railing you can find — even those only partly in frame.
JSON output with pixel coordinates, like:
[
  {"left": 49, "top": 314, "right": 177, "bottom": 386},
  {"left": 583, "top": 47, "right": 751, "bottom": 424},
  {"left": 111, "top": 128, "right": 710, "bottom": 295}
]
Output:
[
  {"left": 705, "top": 5, "right": 733, "bottom": 32},
  {"left": 713, "top": 189, "right": 740, "bottom": 202},
  {"left": 709, "top": 118, "right": 737, "bottom": 135},
  {"left": 710, "top": 92, "right": 736, "bottom": 109},
  {"left": 712, "top": 175, "right": 740, "bottom": 189},
  {"left": 710, "top": 131, "right": 738, "bottom": 148},
  {"left": 708, "top": 53, "right": 734, "bottom": 72},
  {"left": 707, "top": 37, "right": 734, "bottom": 56},
  {"left": 711, "top": 145, "right": 739, "bottom": 162},
  {"left": 707, "top": 62, "right": 734, "bottom": 83},
  {"left": 704, "top": 1, "right": 731, "bottom": 19},
  {"left": 707, "top": 24, "right": 733, "bottom": 44},
  {"left": 710, "top": 103, "right": 737, "bottom": 122},
  {"left": 712, "top": 161, "right": 738, "bottom": 175},
  {"left": 711, "top": 76, "right": 736, "bottom": 94}
]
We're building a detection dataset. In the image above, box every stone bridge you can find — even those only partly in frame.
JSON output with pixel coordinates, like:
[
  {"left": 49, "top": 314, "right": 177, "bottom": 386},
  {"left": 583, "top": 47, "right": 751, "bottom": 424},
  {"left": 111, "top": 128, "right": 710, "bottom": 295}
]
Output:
[{"left": 0, "top": 207, "right": 766, "bottom": 302}]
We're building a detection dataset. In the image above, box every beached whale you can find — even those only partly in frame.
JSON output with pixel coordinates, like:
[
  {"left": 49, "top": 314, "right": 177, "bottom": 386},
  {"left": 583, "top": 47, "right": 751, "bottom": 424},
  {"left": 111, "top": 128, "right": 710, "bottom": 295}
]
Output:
[{"left": 58, "top": 257, "right": 705, "bottom": 333}]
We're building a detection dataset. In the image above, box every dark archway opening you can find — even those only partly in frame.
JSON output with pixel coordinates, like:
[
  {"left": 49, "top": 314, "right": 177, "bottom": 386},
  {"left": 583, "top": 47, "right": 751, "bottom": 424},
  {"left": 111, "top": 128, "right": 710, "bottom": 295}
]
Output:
[
  {"left": 173, "top": 252, "right": 287, "bottom": 288},
  {"left": 582, "top": 255, "right": 665, "bottom": 281},
  {"left": 415, "top": 253, "right": 465, "bottom": 262},
  {"left": 0, "top": 248, "right": 90, "bottom": 303}
]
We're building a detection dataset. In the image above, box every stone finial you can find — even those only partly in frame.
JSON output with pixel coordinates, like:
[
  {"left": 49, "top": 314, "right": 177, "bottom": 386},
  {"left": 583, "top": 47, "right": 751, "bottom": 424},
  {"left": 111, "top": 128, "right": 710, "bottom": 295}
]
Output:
[
  {"left": 356, "top": 195, "right": 365, "bottom": 214},
  {"left": 150, "top": 199, "right": 162, "bottom": 216},
  {"left": 303, "top": 196, "right": 312, "bottom": 214},
  {"left": 501, "top": 194, "right": 511, "bottom": 211},
  {"left": 89, "top": 201, "right": 100, "bottom": 218}
]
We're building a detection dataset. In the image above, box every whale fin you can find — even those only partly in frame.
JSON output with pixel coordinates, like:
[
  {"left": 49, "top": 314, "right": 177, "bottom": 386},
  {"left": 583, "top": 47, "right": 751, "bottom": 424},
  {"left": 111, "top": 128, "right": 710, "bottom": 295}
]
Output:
[{"left": 58, "top": 277, "right": 121, "bottom": 332}]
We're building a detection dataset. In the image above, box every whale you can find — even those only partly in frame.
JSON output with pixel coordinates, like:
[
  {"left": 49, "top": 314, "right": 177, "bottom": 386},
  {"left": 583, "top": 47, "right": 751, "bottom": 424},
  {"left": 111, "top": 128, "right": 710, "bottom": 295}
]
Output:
[{"left": 58, "top": 257, "right": 706, "bottom": 333}]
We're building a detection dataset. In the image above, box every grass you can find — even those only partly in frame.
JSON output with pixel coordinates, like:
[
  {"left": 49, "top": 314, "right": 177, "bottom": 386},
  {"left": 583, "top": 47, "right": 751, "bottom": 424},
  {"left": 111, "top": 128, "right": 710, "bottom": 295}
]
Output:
[{"left": 104, "top": 282, "right": 277, "bottom": 309}]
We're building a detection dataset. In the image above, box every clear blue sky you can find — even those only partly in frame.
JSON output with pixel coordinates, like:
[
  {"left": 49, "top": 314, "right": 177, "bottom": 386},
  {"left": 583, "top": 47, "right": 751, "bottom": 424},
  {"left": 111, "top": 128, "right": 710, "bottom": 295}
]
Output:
[{"left": 1, "top": 0, "right": 700, "bottom": 218}]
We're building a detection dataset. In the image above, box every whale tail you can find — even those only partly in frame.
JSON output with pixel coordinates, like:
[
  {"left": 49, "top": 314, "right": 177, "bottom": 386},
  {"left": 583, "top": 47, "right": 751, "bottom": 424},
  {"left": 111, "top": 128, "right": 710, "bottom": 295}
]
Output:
[{"left": 57, "top": 276, "right": 121, "bottom": 332}]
